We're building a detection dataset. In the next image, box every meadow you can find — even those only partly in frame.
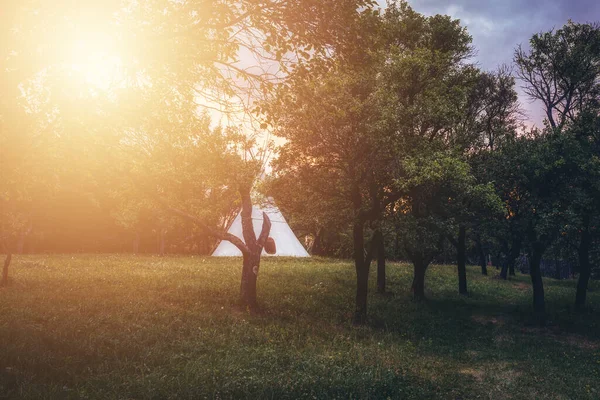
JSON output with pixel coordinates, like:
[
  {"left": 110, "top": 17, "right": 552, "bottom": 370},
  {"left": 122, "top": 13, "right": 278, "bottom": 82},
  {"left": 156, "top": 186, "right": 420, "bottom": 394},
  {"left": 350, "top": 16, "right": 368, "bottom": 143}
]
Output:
[{"left": 0, "top": 255, "right": 599, "bottom": 399}]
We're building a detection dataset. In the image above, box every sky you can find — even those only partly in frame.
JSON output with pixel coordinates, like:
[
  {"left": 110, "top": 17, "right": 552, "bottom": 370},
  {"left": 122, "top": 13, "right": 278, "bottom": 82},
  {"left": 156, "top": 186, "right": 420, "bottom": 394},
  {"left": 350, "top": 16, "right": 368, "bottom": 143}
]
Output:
[{"left": 390, "top": 0, "right": 600, "bottom": 126}]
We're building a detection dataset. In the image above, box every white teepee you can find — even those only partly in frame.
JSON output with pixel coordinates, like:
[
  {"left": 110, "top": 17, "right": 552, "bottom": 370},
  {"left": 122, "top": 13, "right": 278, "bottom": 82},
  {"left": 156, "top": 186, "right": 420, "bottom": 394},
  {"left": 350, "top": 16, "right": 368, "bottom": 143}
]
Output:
[{"left": 211, "top": 203, "right": 310, "bottom": 257}]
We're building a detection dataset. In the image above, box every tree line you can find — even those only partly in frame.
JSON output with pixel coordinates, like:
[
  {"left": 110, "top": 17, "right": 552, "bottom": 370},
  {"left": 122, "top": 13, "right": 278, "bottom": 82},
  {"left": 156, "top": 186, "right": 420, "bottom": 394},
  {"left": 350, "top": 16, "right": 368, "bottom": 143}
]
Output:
[
  {"left": 1, "top": 1, "right": 599, "bottom": 324},
  {"left": 267, "top": 5, "right": 600, "bottom": 324}
]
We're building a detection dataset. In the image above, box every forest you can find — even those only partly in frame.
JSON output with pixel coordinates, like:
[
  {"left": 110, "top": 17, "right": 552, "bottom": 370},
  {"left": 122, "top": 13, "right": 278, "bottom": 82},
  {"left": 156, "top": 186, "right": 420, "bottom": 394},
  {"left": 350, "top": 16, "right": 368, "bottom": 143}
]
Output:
[{"left": 1, "top": 1, "right": 600, "bottom": 397}]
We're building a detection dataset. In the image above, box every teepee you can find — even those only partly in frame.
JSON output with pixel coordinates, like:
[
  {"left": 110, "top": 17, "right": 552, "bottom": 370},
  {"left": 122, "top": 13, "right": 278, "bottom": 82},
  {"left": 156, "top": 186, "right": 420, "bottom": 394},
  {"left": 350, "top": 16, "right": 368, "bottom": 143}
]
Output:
[{"left": 212, "top": 203, "right": 309, "bottom": 257}]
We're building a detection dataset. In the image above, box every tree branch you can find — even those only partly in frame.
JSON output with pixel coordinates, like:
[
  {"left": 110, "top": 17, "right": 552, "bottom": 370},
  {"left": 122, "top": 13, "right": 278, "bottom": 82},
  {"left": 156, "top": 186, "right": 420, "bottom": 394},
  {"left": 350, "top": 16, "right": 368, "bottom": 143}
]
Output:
[
  {"left": 239, "top": 186, "right": 257, "bottom": 248},
  {"left": 364, "top": 230, "right": 381, "bottom": 267},
  {"left": 447, "top": 234, "right": 458, "bottom": 248},
  {"left": 256, "top": 212, "right": 272, "bottom": 248},
  {"left": 165, "top": 205, "right": 250, "bottom": 255}
]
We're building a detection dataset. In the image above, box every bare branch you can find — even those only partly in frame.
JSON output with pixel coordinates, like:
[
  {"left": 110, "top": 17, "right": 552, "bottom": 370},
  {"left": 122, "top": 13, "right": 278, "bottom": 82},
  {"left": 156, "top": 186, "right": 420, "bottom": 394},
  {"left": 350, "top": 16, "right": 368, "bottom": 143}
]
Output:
[
  {"left": 256, "top": 212, "right": 272, "bottom": 248},
  {"left": 165, "top": 204, "right": 250, "bottom": 255}
]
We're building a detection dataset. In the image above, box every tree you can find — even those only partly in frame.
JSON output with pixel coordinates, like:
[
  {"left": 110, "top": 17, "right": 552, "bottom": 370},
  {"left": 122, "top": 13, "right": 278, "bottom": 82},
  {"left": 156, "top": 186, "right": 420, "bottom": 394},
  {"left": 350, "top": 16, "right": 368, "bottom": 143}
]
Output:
[
  {"left": 472, "top": 138, "right": 528, "bottom": 281},
  {"left": 117, "top": 107, "right": 275, "bottom": 308},
  {"left": 266, "top": 57, "right": 394, "bottom": 323},
  {"left": 375, "top": 2, "right": 504, "bottom": 299},
  {"left": 445, "top": 182, "right": 505, "bottom": 294},
  {"left": 444, "top": 66, "right": 521, "bottom": 288},
  {"left": 263, "top": 4, "right": 405, "bottom": 323},
  {"left": 390, "top": 152, "right": 500, "bottom": 299},
  {"left": 515, "top": 21, "right": 600, "bottom": 310},
  {"left": 123, "top": 0, "right": 375, "bottom": 307},
  {"left": 168, "top": 188, "right": 272, "bottom": 309},
  {"left": 515, "top": 22, "right": 600, "bottom": 130},
  {"left": 557, "top": 113, "right": 600, "bottom": 309},
  {"left": 267, "top": 1, "right": 497, "bottom": 316},
  {"left": 493, "top": 131, "right": 570, "bottom": 323}
]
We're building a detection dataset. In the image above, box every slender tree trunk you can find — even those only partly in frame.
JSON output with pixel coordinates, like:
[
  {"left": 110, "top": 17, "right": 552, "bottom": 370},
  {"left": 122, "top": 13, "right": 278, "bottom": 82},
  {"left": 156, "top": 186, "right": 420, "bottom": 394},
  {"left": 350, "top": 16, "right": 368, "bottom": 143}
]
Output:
[
  {"left": 500, "top": 242, "right": 509, "bottom": 279},
  {"left": 240, "top": 251, "right": 260, "bottom": 309},
  {"left": 500, "top": 264, "right": 509, "bottom": 280},
  {"left": 376, "top": 230, "right": 386, "bottom": 294},
  {"left": 499, "top": 262, "right": 508, "bottom": 277},
  {"left": 412, "top": 260, "right": 427, "bottom": 301},
  {"left": 554, "top": 255, "right": 561, "bottom": 280},
  {"left": 529, "top": 243, "right": 546, "bottom": 324},
  {"left": 355, "top": 263, "right": 369, "bottom": 324},
  {"left": 457, "top": 226, "right": 468, "bottom": 295},
  {"left": 16, "top": 222, "right": 32, "bottom": 254},
  {"left": 353, "top": 220, "right": 368, "bottom": 325},
  {"left": 157, "top": 229, "right": 166, "bottom": 255},
  {"left": 16, "top": 233, "right": 26, "bottom": 254},
  {"left": 506, "top": 236, "right": 521, "bottom": 277},
  {"left": 476, "top": 236, "right": 487, "bottom": 275},
  {"left": 495, "top": 242, "right": 505, "bottom": 271},
  {"left": 133, "top": 232, "right": 140, "bottom": 254},
  {"left": 312, "top": 227, "right": 324, "bottom": 256},
  {"left": 2, "top": 252, "right": 11, "bottom": 286},
  {"left": 575, "top": 224, "right": 591, "bottom": 310}
]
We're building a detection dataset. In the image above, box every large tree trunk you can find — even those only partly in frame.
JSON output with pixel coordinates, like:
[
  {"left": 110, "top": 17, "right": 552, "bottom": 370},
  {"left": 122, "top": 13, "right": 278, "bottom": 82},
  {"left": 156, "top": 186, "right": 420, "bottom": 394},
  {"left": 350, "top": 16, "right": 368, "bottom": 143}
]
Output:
[
  {"left": 237, "top": 185, "right": 271, "bottom": 311},
  {"left": 457, "top": 226, "right": 468, "bottom": 295},
  {"left": 353, "top": 220, "right": 368, "bottom": 325},
  {"left": 376, "top": 230, "right": 386, "bottom": 294},
  {"left": 2, "top": 252, "right": 11, "bottom": 286},
  {"left": 240, "top": 187, "right": 259, "bottom": 310},
  {"left": 529, "top": 243, "right": 546, "bottom": 324},
  {"left": 412, "top": 259, "right": 428, "bottom": 301},
  {"left": 476, "top": 236, "right": 487, "bottom": 275},
  {"left": 240, "top": 251, "right": 260, "bottom": 309},
  {"left": 575, "top": 222, "right": 591, "bottom": 310}
]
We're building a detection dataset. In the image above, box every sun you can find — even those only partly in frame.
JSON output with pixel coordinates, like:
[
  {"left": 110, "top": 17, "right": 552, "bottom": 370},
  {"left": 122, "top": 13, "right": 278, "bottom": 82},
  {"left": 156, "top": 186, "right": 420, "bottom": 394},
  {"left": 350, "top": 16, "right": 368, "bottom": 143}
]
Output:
[{"left": 63, "top": 32, "right": 125, "bottom": 93}]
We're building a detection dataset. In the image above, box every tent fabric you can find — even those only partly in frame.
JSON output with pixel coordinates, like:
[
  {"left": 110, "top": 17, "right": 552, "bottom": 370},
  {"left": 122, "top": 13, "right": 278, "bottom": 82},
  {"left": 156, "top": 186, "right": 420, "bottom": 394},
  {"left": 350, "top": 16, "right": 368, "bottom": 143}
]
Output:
[{"left": 211, "top": 205, "right": 310, "bottom": 257}]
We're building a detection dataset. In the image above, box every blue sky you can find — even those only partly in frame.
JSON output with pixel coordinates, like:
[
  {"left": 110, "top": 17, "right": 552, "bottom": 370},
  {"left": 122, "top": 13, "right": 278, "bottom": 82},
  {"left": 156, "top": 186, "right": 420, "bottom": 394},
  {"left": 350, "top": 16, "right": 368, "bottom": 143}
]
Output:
[{"left": 383, "top": 0, "right": 600, "bottom": 125}]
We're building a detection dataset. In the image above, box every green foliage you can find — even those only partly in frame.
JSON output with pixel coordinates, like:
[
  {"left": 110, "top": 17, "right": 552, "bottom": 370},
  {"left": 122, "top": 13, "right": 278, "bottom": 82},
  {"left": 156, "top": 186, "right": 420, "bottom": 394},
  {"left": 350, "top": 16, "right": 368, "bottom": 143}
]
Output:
[{"left": 391, "top": 151, "right": 502, "bottom": 263}]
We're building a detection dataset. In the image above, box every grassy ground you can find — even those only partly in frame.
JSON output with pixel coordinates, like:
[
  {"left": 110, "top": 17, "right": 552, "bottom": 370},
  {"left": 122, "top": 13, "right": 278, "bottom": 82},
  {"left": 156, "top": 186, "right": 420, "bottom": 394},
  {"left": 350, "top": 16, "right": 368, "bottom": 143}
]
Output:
[{"left": 0, "top": 255, "right": 599, "bottom": 399}]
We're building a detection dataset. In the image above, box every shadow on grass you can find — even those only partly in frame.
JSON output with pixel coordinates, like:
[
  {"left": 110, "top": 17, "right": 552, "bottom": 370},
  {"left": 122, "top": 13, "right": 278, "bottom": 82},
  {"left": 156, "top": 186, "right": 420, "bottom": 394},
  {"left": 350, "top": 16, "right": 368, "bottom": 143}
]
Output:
[{"left": 367, "top": 286, "right": 600, "bottom": 351}]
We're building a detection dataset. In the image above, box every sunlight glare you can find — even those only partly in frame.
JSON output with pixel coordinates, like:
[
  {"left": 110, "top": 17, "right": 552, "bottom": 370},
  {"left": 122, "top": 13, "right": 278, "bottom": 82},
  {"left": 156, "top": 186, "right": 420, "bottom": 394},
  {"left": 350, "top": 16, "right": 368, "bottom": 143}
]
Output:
[{"left": 64, "top": 33, "right": 124, "bottom": 92}]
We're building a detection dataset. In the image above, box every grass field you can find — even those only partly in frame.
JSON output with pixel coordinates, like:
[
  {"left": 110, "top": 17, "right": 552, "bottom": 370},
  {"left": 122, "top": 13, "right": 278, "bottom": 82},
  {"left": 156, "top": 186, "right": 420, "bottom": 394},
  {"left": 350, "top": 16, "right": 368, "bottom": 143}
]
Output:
[{"left": 0, "top": 255, "right": 599, "bottom": 399}]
